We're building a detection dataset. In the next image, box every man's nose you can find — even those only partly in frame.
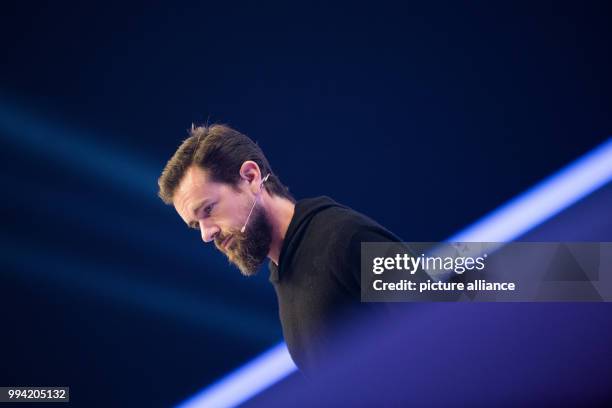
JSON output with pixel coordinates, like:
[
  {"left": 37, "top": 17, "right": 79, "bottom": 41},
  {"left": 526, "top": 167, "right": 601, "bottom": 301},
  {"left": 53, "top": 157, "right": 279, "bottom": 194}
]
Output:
[{"left": 199, "top": 221, "right": 220, "bottom": 243}]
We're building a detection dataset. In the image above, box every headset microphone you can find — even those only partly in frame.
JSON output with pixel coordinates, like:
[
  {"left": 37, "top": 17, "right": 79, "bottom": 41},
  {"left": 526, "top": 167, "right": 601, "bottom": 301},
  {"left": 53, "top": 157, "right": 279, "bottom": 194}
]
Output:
[{"left": 240, "top": 173, "right": 271, "bottom": 233}]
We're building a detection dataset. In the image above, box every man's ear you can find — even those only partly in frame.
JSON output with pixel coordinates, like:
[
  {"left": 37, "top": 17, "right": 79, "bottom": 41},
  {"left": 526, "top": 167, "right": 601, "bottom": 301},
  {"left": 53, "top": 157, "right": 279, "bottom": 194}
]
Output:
[{"left": 239, "top": 161, "right": 262, "bottom": 193}]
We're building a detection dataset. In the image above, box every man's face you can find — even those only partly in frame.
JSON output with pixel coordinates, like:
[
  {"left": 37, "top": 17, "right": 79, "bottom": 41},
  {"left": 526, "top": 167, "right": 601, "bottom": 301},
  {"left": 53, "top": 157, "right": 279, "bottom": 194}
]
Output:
[{"left": 173, "top": 165, "right": 272, "bottom": 276}]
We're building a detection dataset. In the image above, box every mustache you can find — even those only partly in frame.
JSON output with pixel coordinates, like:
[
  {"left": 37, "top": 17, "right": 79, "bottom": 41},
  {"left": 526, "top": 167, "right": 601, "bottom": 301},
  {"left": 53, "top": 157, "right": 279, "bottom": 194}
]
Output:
[{"left": 214, "top": 230, "right": 244, "bottom": 251}]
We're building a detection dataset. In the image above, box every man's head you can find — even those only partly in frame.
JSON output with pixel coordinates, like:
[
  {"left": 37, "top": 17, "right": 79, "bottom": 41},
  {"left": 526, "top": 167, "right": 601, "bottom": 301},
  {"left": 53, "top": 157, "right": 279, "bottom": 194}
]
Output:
[{"left": 158, "top": 124, "right": 294, "bottom": 275}]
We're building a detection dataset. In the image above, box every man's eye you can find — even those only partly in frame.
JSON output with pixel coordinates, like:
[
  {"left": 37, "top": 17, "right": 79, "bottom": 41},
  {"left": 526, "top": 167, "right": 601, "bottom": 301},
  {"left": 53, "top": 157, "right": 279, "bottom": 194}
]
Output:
[{"left": 204, "top": 204, "right": 214, "bottom": 215}]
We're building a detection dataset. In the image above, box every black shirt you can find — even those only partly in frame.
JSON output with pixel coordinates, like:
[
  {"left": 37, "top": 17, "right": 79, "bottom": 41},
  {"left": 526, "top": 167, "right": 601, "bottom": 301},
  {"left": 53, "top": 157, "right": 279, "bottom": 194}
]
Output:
[{"left": 268, "top": 196, "right": 401, "bottom": 373}]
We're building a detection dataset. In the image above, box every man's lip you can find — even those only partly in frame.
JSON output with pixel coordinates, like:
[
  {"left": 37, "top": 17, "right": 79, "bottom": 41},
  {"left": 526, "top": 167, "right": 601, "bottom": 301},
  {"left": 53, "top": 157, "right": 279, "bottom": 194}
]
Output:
[{"left": 222, "top": 235, "right": 233, "bottom": 249}]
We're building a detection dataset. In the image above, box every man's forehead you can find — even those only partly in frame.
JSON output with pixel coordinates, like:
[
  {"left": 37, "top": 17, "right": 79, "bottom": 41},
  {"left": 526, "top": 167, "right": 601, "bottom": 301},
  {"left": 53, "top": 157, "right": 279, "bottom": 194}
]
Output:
[
  {"left": 177, "top": 165, "right": 211, "bottom": 195},
  {"left": 173, "top": 166, "right": 215, "bottom": 214}
]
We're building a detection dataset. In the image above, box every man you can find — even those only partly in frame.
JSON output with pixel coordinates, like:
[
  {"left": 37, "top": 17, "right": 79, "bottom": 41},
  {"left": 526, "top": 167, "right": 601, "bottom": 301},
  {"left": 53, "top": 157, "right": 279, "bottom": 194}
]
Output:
[{"left": 158, "top": 124, "right": 400, "bottom": 373}]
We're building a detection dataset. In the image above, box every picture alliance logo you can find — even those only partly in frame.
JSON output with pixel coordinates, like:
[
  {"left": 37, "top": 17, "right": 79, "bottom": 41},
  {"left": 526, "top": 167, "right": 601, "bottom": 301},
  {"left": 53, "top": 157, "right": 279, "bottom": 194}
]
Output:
[{"left": 372, "top": 253, "right": 488, "bottom": 275}]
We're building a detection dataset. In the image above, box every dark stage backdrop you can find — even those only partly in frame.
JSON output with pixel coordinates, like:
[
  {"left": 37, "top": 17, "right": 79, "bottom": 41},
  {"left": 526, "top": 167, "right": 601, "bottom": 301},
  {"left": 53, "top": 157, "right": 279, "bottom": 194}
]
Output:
[{"left": 1, "top": 2, "right": 611, "bottom": 407}]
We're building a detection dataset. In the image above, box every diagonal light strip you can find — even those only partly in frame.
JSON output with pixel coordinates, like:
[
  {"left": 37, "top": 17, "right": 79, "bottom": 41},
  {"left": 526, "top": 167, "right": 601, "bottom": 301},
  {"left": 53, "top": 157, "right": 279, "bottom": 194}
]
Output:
[
  {"left": 176, "top": 137, "right": 612, "bottom": 408},
  {"left": 0, "top": 97, "right": 159, "bottom": 197},
  {"left": 447, "top": 138, "right": 612, "bottom": 242},
  {"left": 175, "top": 343, "right": 295, "bottom": 408}
]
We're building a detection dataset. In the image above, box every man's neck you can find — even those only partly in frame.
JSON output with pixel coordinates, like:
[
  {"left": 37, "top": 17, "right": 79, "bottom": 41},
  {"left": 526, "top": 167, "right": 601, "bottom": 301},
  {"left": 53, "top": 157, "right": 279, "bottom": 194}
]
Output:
[{"left": 263, "top": 194, "right": 295, "bottom": 266}]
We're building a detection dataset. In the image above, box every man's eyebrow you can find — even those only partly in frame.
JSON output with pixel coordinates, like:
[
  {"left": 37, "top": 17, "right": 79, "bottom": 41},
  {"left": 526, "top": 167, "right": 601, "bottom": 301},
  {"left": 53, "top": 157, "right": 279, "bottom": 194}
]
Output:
[{"left": 195, "top": 197, "right": 214, "bottom": 215}]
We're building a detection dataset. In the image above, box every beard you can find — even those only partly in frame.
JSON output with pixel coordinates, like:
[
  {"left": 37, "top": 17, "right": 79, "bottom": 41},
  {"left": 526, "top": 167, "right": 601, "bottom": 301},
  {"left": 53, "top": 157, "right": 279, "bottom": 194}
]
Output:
[{"left": 215, "top": 202, "right": 273, "bottom": 276}]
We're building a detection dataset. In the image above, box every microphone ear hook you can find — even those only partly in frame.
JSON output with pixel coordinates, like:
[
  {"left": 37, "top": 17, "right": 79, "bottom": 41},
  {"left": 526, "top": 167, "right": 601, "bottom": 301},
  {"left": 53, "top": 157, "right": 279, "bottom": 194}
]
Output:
[
  {"left": 260, "top": 173, "right": 271, "bottom": 190},
  {"left": 240, "top": 173, "right": 271, "bottom": 234}
]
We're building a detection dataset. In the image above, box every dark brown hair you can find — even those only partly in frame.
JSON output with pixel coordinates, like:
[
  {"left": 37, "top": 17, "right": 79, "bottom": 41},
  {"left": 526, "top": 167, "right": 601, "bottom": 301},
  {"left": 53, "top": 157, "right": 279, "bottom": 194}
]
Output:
[{"left": 158, "top": 124, "right": 294, "bottom": 204}]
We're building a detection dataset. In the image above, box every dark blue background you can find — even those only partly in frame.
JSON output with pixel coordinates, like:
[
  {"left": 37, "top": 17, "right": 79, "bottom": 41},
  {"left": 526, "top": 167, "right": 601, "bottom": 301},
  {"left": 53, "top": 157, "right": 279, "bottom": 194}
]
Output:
[{"left": 1, "top": 2, "right": 611, "bottom": 407}]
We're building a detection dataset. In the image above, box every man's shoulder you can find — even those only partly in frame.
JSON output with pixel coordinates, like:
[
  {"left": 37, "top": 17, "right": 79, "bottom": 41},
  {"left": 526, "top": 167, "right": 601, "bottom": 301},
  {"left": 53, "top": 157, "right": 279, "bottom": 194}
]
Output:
[
  {"left": 308, "top": 200, "right": 402, "bottom": 249},
  {"left": 306, "top": 201, "right": 402, "bottom": 294}
]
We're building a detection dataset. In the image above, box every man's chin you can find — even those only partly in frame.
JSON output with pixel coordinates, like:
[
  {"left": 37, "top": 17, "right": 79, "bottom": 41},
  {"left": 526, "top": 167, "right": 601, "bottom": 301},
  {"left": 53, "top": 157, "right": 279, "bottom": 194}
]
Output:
[
  {"left": 235, "top": 261, "right": 261, "bottom": 277},
  {"left": 226, "top": 252, "right": 262, "bottom": 277}
]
